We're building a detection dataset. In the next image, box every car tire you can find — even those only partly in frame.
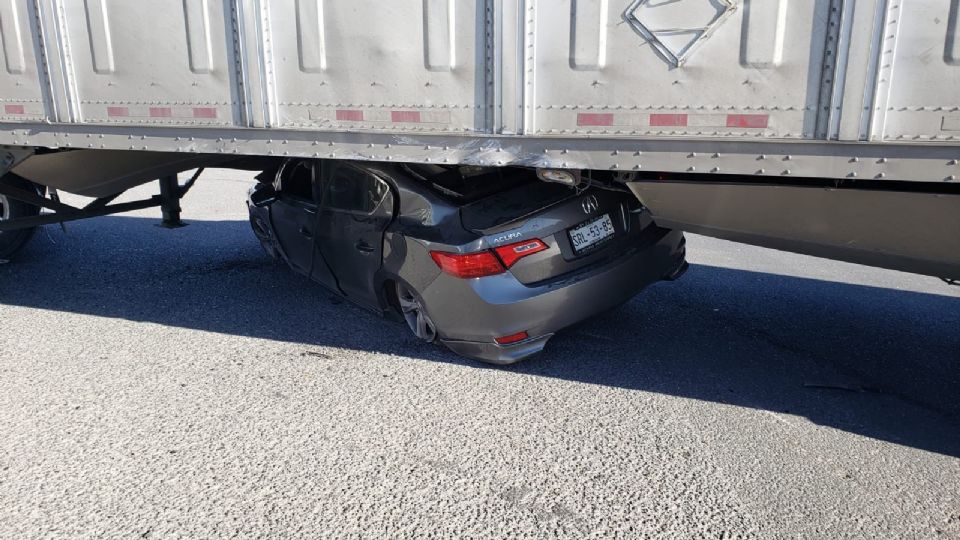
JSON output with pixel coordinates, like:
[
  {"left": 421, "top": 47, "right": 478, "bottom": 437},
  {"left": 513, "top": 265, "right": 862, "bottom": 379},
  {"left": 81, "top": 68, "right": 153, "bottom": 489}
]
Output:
[
  {"left": 0, "top": 174, "right": 42, "bottom": 260},
  {"left": 395, "top": 281, "right": 438, "bottom": 343}
]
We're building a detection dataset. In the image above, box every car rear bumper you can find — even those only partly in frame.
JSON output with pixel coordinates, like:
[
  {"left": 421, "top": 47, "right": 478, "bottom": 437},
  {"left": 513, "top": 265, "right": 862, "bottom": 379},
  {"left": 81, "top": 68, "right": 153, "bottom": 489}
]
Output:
[
  {"left": 424, "top": 228, "right": 686, "bottom": 364},
  {"left": 441, "top": 334, "right": 555, "bottom": 365}
]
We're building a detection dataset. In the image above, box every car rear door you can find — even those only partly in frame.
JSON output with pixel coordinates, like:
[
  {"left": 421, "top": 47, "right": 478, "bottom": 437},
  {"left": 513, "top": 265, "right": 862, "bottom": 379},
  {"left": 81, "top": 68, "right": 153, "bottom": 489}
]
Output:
[
  {"left": 315, "top": 162, "right": 395, "bottom": 309},
  {"left": 268, "top": 160, "right": 319, "bottom": 277}
]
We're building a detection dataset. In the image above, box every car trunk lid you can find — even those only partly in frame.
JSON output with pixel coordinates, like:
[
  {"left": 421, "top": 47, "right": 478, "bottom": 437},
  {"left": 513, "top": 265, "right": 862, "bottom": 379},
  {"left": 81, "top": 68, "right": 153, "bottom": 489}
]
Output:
[
  {"left": 459, "top": 179, "right": 575, "bottom": 234},
  {"left": 467, "top": 185, "right": 658, "bottom": 286}
]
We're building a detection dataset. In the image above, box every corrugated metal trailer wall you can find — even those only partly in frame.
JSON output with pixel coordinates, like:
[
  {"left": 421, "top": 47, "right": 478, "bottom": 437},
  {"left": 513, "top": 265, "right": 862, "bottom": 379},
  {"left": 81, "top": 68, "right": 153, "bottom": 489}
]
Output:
[{"left": 0, "top": 0, "right": 957, "bottom": 180}]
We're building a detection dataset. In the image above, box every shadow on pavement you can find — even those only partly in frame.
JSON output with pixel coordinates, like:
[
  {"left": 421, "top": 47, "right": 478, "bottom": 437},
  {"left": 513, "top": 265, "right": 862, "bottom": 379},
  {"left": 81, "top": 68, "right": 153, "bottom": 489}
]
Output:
[{"left": 1, "top": 216, "right": 959, "bottom": 457}]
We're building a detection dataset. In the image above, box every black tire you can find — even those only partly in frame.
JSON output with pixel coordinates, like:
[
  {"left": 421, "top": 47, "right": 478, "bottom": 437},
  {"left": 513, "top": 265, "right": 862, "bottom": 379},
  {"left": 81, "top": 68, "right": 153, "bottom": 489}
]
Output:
[
  {"left": 394, "top": 281, "right": 438, "bottom": 343},
  {"left": 0, "top": 173, "right": 42, "bottom": 260}
]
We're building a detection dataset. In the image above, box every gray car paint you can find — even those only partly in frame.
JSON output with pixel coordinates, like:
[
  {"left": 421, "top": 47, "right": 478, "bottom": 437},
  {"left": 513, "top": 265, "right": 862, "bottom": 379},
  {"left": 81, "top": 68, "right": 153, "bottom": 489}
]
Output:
[
  {"left": 248, "top": 159, "right": 686, "bottom": 363},
  {"left": 422, "top": 229, "right": 685, "bottom": 363}
]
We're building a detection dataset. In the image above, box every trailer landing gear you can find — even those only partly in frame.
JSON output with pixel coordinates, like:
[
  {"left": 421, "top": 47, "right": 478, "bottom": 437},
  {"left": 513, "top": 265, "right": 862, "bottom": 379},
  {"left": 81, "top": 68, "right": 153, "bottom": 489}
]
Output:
[
  {"left": 158, "top": 174, "right": 186, "bottom": 228},
  {"left": 0, "top": 169, "right": 204, "bottom": 260}
]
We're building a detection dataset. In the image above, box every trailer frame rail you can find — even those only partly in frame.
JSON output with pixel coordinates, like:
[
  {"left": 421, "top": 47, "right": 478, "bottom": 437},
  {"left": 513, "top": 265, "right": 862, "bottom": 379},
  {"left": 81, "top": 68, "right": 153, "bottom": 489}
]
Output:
[{"left": 0, "top": 169, "right": 203, "bottom": 232}]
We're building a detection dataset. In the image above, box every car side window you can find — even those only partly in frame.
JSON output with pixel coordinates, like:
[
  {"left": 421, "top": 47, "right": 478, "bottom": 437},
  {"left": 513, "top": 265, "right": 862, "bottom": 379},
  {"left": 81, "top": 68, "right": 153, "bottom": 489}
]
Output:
[
  {"left": 275, "top": 160, "right": 314, "bottom": 201},
  {"left": 323, "top": 165, "right": 391, "bottom": 215}
]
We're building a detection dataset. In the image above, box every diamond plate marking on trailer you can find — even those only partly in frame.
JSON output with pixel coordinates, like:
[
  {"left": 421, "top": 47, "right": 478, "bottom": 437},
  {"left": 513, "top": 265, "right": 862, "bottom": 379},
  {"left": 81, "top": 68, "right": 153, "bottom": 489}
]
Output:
[{"left": 623, "top": 0, "right": 736, "bottom": 67}]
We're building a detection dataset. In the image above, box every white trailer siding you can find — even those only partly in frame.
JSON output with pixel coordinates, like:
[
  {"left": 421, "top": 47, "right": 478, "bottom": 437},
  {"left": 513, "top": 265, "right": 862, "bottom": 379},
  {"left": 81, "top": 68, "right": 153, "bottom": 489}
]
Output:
[
  {"left": 0, "top": 0, "right": 957, "bottom": 183},
  {"left": 526, "top": 0, "right": 832, "bottom": 139},
  {"left": 31, "top": 0, "right": 241, "bottom": 126},
  {"left": 0, "top": 1, "right": 48, "bottom": 122},
  {"left": 878, "top": 0, "right": 960, "bottom": 141},
  {"left": 262, "top": 0, "right": 485, "bottom": 133}
]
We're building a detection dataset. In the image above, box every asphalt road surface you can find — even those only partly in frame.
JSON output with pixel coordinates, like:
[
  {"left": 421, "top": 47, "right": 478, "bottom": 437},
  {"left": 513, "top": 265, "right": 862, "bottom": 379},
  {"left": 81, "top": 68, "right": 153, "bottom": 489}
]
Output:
[{"left": 1, "top": 170, "right": 958, "bottom": 539}]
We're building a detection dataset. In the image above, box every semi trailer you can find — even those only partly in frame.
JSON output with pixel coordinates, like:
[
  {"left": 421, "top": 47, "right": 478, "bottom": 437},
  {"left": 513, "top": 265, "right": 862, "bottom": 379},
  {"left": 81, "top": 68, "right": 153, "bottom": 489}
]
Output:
[{"left": 0, "top": 0, "right": 957, "bottom": 281}]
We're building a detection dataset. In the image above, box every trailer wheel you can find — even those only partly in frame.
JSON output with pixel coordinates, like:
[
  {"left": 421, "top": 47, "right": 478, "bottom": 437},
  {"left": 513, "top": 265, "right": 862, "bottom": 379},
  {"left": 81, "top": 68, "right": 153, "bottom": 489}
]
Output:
[{"left": 0, "top": 174, "right": 42, "bottom": 260}]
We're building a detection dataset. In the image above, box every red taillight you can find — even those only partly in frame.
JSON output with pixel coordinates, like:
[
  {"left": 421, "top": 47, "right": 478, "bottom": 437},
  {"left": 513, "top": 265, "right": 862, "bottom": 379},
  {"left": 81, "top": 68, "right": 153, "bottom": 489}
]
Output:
[
  {"left": 430, "top": 251, "right": 505, "bottom": 278},
  {"left": 495, "top": 331, "right": 529, "bottom": 345},
  {"left": 493, "top": 239, "right": 548, "bottom": 268},
  {"left": 431, "top": 239, "right": 547, "bottom": 279}
]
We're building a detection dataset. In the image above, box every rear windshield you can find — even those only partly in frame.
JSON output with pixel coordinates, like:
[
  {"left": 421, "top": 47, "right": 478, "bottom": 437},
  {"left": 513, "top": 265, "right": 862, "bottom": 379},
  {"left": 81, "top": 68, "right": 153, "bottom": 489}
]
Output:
[{"left": 402, "top": 164, "right": 535, "bottom": 203}]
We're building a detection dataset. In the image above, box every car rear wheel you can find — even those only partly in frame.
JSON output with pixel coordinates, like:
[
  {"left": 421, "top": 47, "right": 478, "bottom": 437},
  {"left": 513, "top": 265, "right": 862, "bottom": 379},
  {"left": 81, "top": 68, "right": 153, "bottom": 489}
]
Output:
[
  {"left": 396, "top": 282, "right": 437, "bottom": 343},
  {"left": 0, "top": 174, "right": 42, "bottom": 260}
]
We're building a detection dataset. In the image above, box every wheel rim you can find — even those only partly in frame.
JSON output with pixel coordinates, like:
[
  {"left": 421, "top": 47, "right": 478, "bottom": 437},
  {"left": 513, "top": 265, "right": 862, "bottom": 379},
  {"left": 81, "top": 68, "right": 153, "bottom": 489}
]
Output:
[
  {"left": 0, "top": 194, "right": 9, "bottom": 221},
  {"left": 396, "top": 283, "right": 437, "bottom": 342}
]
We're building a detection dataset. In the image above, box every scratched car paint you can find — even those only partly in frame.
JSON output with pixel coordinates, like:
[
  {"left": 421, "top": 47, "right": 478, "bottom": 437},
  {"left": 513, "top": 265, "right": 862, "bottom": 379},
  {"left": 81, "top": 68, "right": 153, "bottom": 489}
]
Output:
[{"left": 247, "top": 160, "right": 687, "bottom": 364}]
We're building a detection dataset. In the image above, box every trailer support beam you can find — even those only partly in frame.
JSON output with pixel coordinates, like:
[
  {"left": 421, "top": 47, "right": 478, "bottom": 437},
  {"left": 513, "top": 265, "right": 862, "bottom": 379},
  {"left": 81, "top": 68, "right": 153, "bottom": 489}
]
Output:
[
  {"left": 0, "top": 169, "right": 203, "bottom": 233},
  {"left": 158, "top": 175, "right": 185, "bottom": 228},
  {"left": 0, "top": 196, "right": 163, "bottom": 231}
]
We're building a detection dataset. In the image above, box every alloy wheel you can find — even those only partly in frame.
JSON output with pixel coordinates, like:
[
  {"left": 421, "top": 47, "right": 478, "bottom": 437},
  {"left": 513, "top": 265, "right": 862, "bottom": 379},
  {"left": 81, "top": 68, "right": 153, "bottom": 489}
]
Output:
[{"left": 396, "top": 283, "right": 437, "bottom": 342}]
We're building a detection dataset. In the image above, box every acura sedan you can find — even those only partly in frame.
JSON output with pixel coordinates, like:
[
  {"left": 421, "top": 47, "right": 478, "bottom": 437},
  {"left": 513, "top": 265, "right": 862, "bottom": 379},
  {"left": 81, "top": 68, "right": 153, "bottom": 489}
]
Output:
[{"left": 247, "top": 160, "right": 686, "bottom": 364}]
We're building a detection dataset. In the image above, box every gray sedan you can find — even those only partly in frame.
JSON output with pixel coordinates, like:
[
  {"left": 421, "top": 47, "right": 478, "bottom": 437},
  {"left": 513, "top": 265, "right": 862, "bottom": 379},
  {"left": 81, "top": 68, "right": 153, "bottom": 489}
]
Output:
[{"left": 247, "top": 160, "right": 686, "bottom": 363}]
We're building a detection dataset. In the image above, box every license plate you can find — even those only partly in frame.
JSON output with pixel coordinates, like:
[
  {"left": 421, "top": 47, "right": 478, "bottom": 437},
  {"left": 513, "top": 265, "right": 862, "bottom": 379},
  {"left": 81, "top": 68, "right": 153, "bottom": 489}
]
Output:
[{"left": 569, "top": 214, "right": 615, "bottom": 253}]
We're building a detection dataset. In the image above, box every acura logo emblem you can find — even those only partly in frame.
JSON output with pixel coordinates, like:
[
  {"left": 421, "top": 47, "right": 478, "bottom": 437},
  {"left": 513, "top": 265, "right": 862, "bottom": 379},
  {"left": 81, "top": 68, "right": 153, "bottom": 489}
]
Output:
[{"left": 582, "top": 195, "right": 599, "bottom": 214}]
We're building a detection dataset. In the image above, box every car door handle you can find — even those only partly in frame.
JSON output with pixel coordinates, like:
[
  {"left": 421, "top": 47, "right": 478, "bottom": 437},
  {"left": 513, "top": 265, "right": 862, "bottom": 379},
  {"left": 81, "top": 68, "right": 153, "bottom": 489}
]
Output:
[
  {"left": 355, "top": 240, "right": 375, "bottom": 253},
  {"left": 299, "top": 227, "right": 313, "bottom": 239}
]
